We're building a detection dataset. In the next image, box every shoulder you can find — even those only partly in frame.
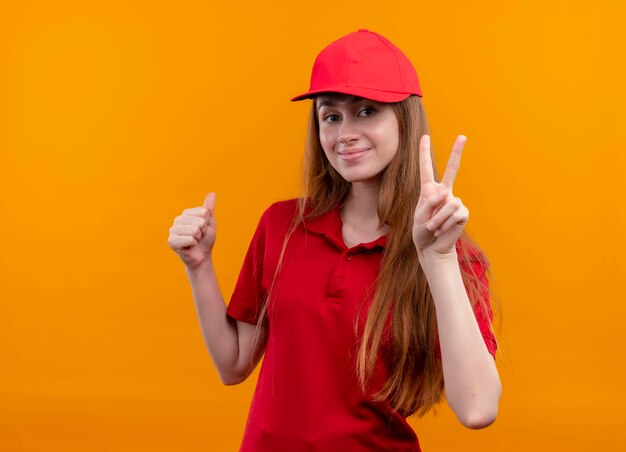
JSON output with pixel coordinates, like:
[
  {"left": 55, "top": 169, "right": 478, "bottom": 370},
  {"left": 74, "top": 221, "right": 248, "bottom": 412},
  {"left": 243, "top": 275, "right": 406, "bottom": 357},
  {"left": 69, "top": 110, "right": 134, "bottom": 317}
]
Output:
[
  {"left": 264, "top": 198, "right": 300, "bottom": 215},
  {"left": 259, "top": 198, "right": 301, "bottom": 228},
  {"left": 249, "top": 199, "right": 302, "bottom": 255}
]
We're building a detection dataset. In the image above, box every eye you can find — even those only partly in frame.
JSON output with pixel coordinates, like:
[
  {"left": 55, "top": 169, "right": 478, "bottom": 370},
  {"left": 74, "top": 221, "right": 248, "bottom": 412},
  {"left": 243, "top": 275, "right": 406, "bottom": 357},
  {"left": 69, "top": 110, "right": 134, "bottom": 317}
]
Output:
[
  {"left": 359, "top": 106, "right": 376, "bottom": 117},
  {"left": 323, "top": 114, "right": 340, "bottom": 123}
]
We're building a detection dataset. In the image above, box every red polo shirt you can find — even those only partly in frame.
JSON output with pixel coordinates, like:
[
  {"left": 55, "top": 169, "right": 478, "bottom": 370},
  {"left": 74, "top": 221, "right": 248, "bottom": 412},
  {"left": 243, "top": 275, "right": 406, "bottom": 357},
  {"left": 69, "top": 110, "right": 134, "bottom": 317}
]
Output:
[{"left": 226, "top": 199, "right": 497, "bottom": 451}]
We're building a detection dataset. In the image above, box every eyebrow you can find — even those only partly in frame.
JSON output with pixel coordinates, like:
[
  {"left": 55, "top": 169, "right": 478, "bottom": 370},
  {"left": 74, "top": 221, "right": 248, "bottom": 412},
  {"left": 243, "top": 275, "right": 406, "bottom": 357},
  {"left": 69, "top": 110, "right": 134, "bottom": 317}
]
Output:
[{"left": 316, "top": 95, "right": 363, "bottom": 109}]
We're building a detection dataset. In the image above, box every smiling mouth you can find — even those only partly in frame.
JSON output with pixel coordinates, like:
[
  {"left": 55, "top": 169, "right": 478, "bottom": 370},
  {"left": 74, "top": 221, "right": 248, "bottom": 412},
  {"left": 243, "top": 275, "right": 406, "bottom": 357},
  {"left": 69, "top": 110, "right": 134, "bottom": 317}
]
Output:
[{"left": 339, "top": 148, "right": 369, "bottom": 161}]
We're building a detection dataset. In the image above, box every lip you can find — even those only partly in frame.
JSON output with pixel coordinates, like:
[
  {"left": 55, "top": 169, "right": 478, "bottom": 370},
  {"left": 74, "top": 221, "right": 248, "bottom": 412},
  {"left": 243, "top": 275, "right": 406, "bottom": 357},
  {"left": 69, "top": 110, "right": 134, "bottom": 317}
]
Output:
[{"left": 338, "top": 148, "right": 369, "bottom": 161}]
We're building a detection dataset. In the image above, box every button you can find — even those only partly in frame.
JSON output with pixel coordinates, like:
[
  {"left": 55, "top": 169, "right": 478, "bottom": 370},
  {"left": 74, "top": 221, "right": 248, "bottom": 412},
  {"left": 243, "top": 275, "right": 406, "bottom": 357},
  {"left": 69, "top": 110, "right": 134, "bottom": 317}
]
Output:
[{"left": 346, "top": 254, "right": 353, "bottom": 261}]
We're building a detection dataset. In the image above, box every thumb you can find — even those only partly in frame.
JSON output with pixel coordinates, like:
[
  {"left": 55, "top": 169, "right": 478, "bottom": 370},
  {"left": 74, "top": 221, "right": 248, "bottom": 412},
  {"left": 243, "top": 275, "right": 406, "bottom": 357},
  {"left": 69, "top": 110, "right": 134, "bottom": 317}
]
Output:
[{"left": 203, "top": 192, "right": 216, "bottom": 216}]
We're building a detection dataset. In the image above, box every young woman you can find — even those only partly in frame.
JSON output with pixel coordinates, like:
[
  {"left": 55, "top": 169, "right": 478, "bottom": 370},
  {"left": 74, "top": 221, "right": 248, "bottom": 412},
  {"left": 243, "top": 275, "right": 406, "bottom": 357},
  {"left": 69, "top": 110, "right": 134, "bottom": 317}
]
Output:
[{"left": 168, "top": 29, "right": 501, "bottom": 451}]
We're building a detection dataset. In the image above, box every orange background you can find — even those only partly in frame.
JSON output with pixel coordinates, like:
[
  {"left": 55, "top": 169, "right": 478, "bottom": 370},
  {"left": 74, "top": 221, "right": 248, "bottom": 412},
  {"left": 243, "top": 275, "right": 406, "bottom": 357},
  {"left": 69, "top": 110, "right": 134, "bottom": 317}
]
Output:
[{"left": 1, "top": 1, "right": 624, "bottom": 450}]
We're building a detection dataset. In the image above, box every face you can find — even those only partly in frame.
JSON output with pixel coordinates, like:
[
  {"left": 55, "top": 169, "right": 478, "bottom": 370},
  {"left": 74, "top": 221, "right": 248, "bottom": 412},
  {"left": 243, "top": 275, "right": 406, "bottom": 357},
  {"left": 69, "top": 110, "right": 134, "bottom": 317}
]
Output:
[{"left": 316, "top": 94, "right": 400, "bottom": 184}]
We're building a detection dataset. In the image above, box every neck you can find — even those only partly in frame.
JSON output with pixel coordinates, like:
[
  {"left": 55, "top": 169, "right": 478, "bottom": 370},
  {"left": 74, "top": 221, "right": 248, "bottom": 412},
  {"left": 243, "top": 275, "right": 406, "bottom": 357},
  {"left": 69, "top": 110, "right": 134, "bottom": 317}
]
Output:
[{"left": 341, "top": 180, "right": 384, "bottom": 230}]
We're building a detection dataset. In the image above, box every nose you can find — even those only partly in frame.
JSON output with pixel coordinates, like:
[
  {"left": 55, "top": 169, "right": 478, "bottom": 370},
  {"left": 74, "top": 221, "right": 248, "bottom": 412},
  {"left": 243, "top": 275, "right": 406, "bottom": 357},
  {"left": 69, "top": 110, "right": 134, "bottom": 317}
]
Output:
[{"left": 338, "top": 117, "right": 359, "bottom": 144}]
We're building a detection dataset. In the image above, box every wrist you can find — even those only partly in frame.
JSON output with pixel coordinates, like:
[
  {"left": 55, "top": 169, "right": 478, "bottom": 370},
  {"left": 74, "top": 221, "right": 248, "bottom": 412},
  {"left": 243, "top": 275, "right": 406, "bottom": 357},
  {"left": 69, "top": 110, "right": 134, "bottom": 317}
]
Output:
[
  {"left": 418, "top": 250, "right": 458, "bottom": 272},
  {"left": 185, "top": 257, "right": 214, "bottom": 277}
]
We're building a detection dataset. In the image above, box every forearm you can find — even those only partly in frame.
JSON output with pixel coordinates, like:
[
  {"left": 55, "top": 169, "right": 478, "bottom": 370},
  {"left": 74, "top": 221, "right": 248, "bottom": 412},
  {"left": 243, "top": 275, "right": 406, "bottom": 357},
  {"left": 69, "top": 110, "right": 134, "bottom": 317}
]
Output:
[
  {"left": 185, "top": 259, "right": 241, "bottom": 384},
  {"left": 419, "top": 252, "right": 501, "bottom": 429}
]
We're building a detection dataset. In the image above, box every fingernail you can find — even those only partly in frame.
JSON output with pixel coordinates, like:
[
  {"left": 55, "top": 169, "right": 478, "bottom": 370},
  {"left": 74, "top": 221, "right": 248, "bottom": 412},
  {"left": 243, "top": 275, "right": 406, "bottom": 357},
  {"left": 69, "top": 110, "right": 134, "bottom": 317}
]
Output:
[{"left": 427, "top": 222, "right": 436, "bottom": 230}]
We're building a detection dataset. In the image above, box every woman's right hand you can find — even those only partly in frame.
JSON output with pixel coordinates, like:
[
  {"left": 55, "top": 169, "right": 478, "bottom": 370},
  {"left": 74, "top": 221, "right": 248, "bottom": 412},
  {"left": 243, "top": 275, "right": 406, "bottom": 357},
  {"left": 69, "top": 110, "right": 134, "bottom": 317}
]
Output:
[{"left": 168, "top": 192, "right": 217, "bottom": 271}]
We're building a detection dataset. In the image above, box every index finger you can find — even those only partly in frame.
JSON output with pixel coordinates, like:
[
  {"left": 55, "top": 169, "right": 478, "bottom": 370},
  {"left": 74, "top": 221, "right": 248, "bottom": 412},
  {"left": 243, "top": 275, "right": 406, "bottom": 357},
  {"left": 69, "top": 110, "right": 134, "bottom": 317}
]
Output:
[
  {"left": 419, "top": 134, "right": 434, "bottom": 185},
  {"left": 183, "top": 207, "right": 208, "bottom": 217},
  {"left": 441, "top": 135, "right": 467, "bottom": 188}
]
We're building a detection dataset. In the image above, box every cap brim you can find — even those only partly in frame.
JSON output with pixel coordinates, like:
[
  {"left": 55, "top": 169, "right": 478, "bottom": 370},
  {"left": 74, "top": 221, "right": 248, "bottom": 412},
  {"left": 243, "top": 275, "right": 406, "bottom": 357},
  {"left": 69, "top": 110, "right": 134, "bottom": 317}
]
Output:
[{"left": 290, "top": 86, "right": 420, "bottom": 103}]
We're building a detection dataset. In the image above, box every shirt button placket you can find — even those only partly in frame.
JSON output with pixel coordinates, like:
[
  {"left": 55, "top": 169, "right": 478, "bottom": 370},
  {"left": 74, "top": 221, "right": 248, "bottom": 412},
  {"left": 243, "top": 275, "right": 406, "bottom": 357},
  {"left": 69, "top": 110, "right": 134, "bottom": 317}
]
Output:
[{"left": 327, "top": 251, "right": 352, "bottom": 299}]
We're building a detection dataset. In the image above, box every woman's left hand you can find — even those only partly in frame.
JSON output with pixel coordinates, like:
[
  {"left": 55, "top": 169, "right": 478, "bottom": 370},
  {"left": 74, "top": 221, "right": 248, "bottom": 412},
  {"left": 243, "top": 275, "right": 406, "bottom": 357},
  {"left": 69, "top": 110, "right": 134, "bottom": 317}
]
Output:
[{"left": 412, "top": 134, "right": 469, "bottom": 259}]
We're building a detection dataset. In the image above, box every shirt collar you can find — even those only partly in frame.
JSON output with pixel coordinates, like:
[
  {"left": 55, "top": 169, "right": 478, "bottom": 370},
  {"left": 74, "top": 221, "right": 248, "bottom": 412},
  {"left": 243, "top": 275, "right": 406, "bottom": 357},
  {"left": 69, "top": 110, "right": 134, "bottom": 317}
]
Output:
[{"left": 302, "top": 203, "right": 387, "bottom": 251}]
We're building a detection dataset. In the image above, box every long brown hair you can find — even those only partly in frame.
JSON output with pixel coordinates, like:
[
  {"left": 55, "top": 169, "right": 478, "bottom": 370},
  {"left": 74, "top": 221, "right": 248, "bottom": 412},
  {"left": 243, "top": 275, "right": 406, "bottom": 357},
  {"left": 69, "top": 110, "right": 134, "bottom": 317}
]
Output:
[{"left": 247, "top": 95, "right": 500, "bottom": 417}]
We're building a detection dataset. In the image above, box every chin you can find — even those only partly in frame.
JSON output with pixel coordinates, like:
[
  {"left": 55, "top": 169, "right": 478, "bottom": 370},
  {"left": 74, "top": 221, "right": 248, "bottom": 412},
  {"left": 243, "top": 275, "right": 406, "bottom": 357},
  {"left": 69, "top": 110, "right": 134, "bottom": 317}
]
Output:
[{"left": 339, "top": 171, "right": 383, "bottom": 184}]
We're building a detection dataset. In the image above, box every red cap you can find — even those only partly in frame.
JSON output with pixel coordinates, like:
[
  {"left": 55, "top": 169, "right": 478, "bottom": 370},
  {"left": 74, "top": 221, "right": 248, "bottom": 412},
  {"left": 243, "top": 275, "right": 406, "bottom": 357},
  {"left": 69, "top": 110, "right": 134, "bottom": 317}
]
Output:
[{"left": 291, "top": 29, "right": 423, "bottom": 103}]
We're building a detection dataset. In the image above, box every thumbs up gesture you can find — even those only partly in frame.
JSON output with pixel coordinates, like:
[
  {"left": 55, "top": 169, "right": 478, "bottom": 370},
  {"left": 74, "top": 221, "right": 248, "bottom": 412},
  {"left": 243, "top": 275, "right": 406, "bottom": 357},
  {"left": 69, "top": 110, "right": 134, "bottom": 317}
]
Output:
[
  {"left": 168, "top": 192, "right": 217, "bottom": 270},
  {"left": 412, "top": 135, "right": 470, "bottom": 259}
]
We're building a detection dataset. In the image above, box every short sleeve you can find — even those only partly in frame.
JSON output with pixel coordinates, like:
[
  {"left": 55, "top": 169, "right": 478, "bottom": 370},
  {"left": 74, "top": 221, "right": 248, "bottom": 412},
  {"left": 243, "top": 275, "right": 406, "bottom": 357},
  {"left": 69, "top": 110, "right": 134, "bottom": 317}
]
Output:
[
  {"left": 463, "top": 258, "right": 498, "bottom": 359},
  {"left": 226, "top": 208, "right": 270, "bottom": 325}
]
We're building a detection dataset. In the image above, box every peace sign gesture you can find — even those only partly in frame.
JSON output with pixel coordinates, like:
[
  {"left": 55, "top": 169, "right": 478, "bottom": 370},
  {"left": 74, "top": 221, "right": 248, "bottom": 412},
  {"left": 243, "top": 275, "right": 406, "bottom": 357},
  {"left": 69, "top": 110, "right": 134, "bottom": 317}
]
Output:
[{"left": 412, "top": 134, "right": 469, "bottom": 258}]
